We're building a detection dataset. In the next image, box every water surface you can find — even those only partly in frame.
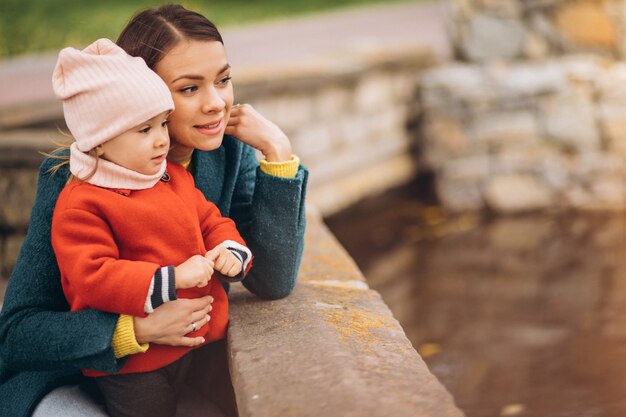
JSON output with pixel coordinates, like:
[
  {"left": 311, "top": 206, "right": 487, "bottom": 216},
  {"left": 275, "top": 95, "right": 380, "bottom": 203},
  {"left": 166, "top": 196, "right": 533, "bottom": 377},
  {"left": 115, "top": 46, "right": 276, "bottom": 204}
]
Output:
[{"left": 326, "top": 178, "right": 626, "bottom": 417}]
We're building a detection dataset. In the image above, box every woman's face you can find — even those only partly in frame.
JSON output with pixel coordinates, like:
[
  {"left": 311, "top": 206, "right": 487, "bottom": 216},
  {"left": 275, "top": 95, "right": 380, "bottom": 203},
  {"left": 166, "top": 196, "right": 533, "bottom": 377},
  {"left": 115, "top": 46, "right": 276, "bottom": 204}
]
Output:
[{"left": 155, "top": 40, "right": 234, "bottom": 158}]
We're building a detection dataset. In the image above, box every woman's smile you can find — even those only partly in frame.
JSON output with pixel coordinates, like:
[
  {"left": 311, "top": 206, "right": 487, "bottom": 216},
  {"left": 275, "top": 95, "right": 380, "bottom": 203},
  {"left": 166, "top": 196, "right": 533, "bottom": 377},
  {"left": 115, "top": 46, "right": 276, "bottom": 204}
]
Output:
[{"left": 194, "top": 118, "right": 223, "bottom": 136}]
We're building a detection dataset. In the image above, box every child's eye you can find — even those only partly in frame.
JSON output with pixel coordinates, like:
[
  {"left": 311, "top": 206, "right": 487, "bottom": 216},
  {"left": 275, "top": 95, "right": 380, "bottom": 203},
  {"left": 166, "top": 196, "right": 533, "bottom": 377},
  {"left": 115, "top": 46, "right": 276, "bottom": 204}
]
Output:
[
  {"left": 139, "top": 126, "right": 151, "bottom": 133},
  {"left": 161, "top": 120, "right": 169, "bottom": 128}
]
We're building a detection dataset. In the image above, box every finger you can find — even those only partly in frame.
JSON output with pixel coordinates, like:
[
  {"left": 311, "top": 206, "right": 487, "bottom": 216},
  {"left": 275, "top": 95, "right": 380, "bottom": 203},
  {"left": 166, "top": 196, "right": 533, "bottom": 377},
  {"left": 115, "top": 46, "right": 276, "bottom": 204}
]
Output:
[
  {"left": 230, "top": 263, "right": 242, "bottom": 276},
  {"left": 227, "top": 115, "right": 240, "bottom": 126},
  {"left": 177, "top": 336, "right": 206, "bottom": 348},
  {"left": 215, "top": 254, "right": 227, "bottom": 271},
  {"left": 205, "top": 247, "right": 220, "bottom": 261},
  {"left": 187, "top": 295, "right": 212, "bottom": 311},
  {"left": 190, "top": 307, "right": 211, "bottom": 324},
  {"left": 193, "top": 313, "right": 210, "bottom": 330},
  {"left": 223, "top": 259, "right": 236, "bottom": 275}
]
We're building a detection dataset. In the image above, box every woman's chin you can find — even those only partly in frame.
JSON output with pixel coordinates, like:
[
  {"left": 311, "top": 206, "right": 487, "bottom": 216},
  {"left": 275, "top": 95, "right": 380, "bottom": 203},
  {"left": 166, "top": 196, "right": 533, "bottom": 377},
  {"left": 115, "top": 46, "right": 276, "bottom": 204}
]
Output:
[{"left": 195, "top": 134, "right": 224, "bottom": 151}]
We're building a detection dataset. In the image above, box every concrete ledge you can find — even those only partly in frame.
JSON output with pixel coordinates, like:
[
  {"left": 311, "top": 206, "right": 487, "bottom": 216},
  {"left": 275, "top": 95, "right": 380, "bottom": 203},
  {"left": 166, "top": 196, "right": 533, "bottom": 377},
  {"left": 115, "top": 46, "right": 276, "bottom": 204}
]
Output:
[{"left": 226, "top": 208, "right": 464, "bottom": 417}]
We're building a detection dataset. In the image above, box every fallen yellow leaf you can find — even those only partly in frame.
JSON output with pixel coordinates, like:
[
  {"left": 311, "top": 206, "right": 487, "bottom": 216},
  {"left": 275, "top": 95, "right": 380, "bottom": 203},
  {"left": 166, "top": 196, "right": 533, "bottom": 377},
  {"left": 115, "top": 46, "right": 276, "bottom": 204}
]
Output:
[{"left": 500, "top": 403, "right": 525, "bottom": 416}]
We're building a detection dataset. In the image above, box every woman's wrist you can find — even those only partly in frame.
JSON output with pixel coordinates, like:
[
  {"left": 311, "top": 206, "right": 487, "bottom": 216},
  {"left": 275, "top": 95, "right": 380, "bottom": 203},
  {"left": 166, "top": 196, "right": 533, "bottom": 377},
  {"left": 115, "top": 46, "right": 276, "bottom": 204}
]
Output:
[
  {"left": 133, "top": 314, "right": 154, "bottom": 345},
  {"left": 113, "top": 314, "right": 149, "bottom": 358},
  {"left": 261, "top": 135, "right": 292, "bottom": 162}
]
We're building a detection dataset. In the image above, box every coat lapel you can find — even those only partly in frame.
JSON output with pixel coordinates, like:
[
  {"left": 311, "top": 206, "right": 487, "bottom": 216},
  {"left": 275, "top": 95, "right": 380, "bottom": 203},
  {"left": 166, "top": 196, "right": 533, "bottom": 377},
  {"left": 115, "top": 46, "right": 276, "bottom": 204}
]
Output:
[{"left": 190, "top": 146, "right": 225, "bottom": 209}]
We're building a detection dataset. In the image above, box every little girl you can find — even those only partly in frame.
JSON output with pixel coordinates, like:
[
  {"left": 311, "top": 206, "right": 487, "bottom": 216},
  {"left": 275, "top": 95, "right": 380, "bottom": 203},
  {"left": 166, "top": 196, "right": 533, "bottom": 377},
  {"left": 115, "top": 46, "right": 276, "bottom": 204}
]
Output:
[{"left": 50, "top": 38, "right": 252, "bottom": 417}]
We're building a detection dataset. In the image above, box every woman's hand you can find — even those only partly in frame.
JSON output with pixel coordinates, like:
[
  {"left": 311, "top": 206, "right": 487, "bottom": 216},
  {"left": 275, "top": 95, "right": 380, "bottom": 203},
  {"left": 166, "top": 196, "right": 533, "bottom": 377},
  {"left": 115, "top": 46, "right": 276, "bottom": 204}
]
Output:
[
  {"left": 134, "top": 295, "right": 213, "bottom": 347},
  {"left": 226, "top": 103, "right": 292, "bottom": 162}
]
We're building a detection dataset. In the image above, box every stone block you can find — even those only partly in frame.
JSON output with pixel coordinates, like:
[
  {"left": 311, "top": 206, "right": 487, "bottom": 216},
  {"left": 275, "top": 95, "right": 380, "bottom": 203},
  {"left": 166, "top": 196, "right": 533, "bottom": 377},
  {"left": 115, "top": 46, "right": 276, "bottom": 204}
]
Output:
[
  {"left": 538, "top": 89, "right": 600, "bottom": 152},
  {"left": 484, "top": 174, "right": 554, "bottom": 213},
  {"left": 440, "top": 155, "right": 490, "bottom": 182},
  {"left": 459, "top": 13, "right": 527, "bottom": 61},
  {"left": 554, "top": 1, "right": 617, "bottom": 49},
  {"left": 314, "top": 87, "right": 352, "bottom": 120},
  {"left": 354, "top": 73, "right": 393, "bottom": 113},
  {"left": 487, "top": 60, "right": 568, "bottom": 98},
  {"left": 308, "top": 154, "right": 416, "bottom": 215},
  {"left": 436, "top": 179, "right": 485, "bottom": 212},
  {"left": 421, "top": 114, "right": 478, "bottom": 170},
  {"left": 571, "top": 151, "right": 625, "bottom": 181},
  {"left": 269, "top": 95, "right": 315, "bottom": 134},
  {"left": 291, "top": 124, "right": 335, "bottom": 162},
  {"left": 421, "top": 64, "right": 491, "bottom": 110},
  {"left": 227, "top": 212, "right": 463, "bottom": 416},
  {"left": 598, "top": 102, "right": 626, "bottom": 156},
  {"left": 469, "top": 110, "right": 539, "bottom": 147}
]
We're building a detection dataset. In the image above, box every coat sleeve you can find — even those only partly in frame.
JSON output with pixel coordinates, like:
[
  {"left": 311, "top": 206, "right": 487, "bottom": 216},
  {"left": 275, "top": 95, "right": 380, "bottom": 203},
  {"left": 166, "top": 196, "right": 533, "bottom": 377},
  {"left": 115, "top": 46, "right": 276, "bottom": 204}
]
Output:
[
  {"left": 0, "top": 157, "right": 125, "bottom": 374},
  {"left": 229, "top": 144, "right": 308, "bottom": 299},
  {"left": 52, "top": 206, "right": 159, "bottom": 318}
]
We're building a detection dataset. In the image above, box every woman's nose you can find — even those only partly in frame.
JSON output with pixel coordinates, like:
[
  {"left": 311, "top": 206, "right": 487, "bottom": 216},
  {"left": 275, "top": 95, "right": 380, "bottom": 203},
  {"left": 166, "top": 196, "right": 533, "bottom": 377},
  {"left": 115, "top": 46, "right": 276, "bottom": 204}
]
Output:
[{"left": 201, "top": 87, "right": 225, "bottom": 113}]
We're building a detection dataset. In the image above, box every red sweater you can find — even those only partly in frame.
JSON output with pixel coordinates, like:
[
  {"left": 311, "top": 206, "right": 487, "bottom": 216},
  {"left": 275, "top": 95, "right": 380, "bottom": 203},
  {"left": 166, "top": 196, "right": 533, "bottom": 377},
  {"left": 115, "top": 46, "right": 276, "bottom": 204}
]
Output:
[{"left": 52, "top": 162, "right": 248, "bottom": 376}]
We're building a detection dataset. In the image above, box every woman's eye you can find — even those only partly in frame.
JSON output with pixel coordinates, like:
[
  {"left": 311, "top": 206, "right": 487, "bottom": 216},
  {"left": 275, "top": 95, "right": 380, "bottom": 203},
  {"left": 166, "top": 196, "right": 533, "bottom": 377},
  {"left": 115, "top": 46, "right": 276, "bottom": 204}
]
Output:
[
  {"left": 180, "top": 86, "right": 197, "bottom": 93},
  {"left": 218, "top": 76, "right": 232, "bottom": 86}
]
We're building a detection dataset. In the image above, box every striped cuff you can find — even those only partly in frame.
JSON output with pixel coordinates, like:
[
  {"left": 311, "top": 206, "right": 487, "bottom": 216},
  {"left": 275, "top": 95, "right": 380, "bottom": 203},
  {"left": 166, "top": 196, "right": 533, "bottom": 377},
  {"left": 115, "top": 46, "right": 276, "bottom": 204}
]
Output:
[
  {"left": 112, "top": 314, "right": 149, "bottom": 359},
  {"left": 219, "top": 240, "right": 253, "bottom": 283},
  {"left": 144, "top": 266, "right": 177, "bottom": 314},
  {"left": 259, "top": 155, "right": 300, "bottom": 178}
]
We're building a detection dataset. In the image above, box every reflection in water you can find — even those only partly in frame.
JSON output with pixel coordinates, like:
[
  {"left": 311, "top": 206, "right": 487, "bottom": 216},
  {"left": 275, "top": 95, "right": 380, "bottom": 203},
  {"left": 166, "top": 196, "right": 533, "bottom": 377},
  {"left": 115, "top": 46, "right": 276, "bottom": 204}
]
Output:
[{"left": 325, "top": 179, "right": 626, "bottom": 417}]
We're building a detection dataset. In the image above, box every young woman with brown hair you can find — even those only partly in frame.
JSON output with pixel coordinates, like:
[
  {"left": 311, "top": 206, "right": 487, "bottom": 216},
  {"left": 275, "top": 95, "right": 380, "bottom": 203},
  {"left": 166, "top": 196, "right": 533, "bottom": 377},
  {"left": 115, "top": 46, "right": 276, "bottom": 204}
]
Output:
[{"left": 0, "top": 5, "right": 307, "bottom": 417}]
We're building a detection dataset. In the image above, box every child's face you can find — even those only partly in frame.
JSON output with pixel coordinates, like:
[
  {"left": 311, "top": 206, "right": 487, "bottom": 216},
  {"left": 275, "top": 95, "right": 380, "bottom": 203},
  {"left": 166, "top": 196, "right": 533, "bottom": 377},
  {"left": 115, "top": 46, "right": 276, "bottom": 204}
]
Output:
[{"left": 97, "top": 111, "right": 170, "bottom": 175}]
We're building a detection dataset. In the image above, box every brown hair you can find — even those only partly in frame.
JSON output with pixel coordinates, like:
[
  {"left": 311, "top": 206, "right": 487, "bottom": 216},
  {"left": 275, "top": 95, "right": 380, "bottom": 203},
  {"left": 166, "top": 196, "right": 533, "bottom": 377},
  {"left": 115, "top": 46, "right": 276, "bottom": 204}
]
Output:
[
  {"left": 43, "top": 140, "right": 100, "bottom": 183},
  {"left": 116, "top": 4, "right": 223, "bottom": 70}
]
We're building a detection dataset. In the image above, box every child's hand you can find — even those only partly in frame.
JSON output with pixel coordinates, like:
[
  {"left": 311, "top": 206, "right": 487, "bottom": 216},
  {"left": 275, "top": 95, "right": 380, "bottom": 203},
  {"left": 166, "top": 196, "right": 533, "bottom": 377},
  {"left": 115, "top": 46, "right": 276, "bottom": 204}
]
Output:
[
  {"left": 205, "top": 245, "right": 243, "bottom": 277},
  {"left": 175, "top": 255, "right": 214, "bottom": 289}
]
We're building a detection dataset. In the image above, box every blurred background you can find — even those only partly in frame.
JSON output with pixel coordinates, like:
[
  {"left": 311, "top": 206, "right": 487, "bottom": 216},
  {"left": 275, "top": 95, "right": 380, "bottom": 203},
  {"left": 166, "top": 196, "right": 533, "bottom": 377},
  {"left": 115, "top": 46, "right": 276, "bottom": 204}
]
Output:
[{"left": 3, "top": 0, "right": 626, "bottom": 416}]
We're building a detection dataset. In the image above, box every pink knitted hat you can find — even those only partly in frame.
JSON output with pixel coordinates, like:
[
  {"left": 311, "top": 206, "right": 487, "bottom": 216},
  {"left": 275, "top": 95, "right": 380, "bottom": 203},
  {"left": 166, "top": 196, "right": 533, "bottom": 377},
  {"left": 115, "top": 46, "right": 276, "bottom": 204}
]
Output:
[{"left": 52, "top": 38, "right": 174, "bottom": 152}]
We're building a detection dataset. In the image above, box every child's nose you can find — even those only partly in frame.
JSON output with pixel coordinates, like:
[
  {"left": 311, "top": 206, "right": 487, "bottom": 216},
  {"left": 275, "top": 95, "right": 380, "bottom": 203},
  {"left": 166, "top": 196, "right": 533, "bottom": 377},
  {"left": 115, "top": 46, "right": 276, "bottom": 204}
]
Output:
[{"left": 155, "top": 131, "right": 169, "bottom": 148}]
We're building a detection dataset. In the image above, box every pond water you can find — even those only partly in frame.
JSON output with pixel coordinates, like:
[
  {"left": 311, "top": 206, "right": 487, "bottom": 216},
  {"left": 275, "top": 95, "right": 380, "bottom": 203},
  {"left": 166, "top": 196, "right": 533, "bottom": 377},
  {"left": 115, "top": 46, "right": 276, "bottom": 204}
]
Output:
[{"left": 325, "top": 177, "right": 626, "bottom": 417}]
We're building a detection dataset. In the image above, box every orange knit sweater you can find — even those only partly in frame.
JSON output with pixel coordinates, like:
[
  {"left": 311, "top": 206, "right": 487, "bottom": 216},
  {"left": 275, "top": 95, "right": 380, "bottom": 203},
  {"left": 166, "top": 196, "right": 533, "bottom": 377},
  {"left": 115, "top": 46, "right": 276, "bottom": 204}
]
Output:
[{"left": 51, "top": 162, "right": 248, "bottom": 376}]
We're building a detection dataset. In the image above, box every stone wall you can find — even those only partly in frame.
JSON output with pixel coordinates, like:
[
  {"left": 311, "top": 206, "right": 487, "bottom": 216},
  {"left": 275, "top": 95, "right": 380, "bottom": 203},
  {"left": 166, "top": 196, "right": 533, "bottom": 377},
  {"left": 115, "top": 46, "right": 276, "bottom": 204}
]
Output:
[
  {"left": 236, "top": 46, "right": 430, "bottom": 215},
  {"left": 420, "top": 0, "right": 626, "bottom": 212},
  {"left": 449, "top": 0, "right": 626, "bottom": 62},
  {"left": 0, "top": 46, "right": 432, "bottom": 281}
]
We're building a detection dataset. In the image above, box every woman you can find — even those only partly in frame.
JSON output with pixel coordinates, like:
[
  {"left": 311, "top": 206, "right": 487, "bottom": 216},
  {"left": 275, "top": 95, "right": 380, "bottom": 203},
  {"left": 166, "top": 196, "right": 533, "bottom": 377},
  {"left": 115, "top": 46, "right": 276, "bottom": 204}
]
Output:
[{"left": 0, "top": 4, "right": 307, "bottom": 417}]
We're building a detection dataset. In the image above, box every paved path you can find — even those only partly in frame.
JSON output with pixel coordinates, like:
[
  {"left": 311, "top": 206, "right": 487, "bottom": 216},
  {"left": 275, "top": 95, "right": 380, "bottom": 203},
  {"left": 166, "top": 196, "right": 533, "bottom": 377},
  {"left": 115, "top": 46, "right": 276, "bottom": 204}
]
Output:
[{"left": 0, "top": 1, "right": 450, "bottom": 115}]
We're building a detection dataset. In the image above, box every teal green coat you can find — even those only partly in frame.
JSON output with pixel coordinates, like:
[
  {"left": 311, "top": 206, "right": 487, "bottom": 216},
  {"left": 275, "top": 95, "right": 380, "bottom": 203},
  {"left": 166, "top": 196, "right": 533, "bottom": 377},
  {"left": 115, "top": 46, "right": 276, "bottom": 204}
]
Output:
[{"left": 0, "top": 136, "right": 308, "bottom": 417}]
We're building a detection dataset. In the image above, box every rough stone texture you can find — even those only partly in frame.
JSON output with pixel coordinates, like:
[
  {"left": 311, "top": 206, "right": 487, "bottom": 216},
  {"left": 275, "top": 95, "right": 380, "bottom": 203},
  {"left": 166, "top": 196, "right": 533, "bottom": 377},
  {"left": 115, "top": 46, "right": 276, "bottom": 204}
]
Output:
[
  {"left": 427, "top": 0, "right": 626, "bottom": 213},
  {"left": 227, "top": 210, "right": 464, "bottom": 417},
  {"left": 449, "top": 0, "right": 626, "bottom": 60},
  {"left": 203, "top": 46, "right": 433, "bottom": 215},
  {"left": 460, "top": 13, "right": 527, "bottom": 62},
  {"left": 555, "top": 1, "right": 618, "bottom": 49},
  {"left": 484, "top": 174, "right": 554, "bottom": 213},
  {"left": 420, "top": 55, "right": 626, "bottom": 213}
]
